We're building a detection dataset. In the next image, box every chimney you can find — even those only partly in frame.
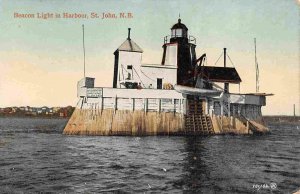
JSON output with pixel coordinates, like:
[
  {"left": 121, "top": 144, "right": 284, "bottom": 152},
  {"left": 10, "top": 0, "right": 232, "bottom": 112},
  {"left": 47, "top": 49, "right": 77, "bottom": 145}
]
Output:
[{"left": 127, "top": 28, "right": 131, "bottom": 40}]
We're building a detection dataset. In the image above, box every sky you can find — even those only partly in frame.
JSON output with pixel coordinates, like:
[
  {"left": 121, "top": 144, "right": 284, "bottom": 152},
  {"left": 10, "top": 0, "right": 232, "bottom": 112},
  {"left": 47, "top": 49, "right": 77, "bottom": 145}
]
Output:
[{"left": 0, "top": 0, "right": 299, "bottom": 115}]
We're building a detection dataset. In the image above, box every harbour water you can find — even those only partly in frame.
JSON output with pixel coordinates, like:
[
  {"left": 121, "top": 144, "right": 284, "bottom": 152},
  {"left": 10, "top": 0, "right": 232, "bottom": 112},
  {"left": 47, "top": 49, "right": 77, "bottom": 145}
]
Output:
[{"left": 0, "top": 117, "right": 299, "bottom": 193}]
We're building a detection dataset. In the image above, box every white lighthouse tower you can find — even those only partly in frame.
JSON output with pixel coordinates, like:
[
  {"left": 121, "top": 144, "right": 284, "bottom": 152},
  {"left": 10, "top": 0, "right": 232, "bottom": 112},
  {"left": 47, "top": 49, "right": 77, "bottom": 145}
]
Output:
[{"left": 113, "top": 28, "right": 143, "bottom": 88}]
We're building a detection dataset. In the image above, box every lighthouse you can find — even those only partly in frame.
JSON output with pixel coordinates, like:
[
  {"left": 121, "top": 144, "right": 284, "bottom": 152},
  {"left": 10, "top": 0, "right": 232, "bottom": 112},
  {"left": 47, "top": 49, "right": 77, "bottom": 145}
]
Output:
[
  {"left": 66, "top": 18, "right": 272, "bottom": 136},
  {"left": 161, "top": 18, "right": 197, "bottom": 87}
]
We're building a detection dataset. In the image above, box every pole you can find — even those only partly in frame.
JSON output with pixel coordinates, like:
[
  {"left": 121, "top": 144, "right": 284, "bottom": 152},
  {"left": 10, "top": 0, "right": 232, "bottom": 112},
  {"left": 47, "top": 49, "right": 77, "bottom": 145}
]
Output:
[
  {"left": 224, "top": 48, "right": 229, "bottom": 93},
  {"left": 82, "top": 24, "right": 86, "bottom": 78},
  {"left": 254, "top": 38, "right": 259, "bottom": 93},
  {"left": 294, "top": 104, "right": 296, "bottom": 122},
  {"left": 224, "top": 48, "right": 226, "bottom": 68},
  {"left": 294, "top": 104, "right": 296, "bottom": 117}
]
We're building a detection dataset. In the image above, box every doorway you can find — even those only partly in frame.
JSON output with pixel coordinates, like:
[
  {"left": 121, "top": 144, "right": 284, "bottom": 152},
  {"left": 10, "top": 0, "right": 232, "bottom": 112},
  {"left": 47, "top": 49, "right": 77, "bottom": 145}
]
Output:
[{"left": 157, "top": 78, "right": 162, "bottom": 89}]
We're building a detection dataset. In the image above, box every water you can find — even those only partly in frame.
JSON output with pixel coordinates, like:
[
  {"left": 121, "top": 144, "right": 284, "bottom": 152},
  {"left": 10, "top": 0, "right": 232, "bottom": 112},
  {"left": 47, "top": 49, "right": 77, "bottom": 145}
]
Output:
[{"left": 0, "top": 117, "right": 299, "bottom": 193}]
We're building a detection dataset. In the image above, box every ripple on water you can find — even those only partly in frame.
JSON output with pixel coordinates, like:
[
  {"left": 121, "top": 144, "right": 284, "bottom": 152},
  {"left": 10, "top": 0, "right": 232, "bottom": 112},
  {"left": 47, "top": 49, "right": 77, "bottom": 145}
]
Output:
[{"left": 0, "top": 118, "right": 300, "bottom": 193}]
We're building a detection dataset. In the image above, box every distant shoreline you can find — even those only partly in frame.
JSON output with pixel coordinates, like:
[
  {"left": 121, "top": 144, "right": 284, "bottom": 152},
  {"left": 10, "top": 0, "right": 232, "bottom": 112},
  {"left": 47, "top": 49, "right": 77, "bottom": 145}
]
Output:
[
  {"left": 0, "top": 106, "right": 74, "bottom": 118},
  {"left": 0, "top": 115, "right": 70, "bottom": 119},
  {"left": 0, "top": 115, "right": 299, "bottom": 124},
  {"left": 263, "top": 116, "right": 300, "bottom": 124}
]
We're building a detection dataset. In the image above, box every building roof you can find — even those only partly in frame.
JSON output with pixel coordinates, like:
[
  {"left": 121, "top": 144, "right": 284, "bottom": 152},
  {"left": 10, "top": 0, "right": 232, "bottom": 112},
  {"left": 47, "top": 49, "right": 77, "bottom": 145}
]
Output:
[
  {"left": 141, "top": 64, "right": 177, "bottom": 69},
  {"left": 115, "top": 39, "right": 143, "bottom": 53},
  {"left": 171, "top": 19, "right": 188, "bottom": 30},
  {"left": 200, "top": 66, "right": 242, "bottom": 83}
]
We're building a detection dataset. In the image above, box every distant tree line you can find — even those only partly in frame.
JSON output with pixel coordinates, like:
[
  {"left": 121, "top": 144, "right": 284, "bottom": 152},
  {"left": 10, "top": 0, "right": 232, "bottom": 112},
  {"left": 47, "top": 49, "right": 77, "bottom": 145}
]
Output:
[{"left": 0, "top": 106, "right": 75, "bottom": 118}]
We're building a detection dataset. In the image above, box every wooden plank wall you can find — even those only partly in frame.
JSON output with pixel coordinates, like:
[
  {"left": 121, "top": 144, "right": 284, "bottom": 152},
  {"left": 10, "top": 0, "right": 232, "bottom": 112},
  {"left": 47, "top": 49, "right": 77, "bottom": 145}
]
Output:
[{"left": 63, "top": 108, "right": 185, "bottom": 136}]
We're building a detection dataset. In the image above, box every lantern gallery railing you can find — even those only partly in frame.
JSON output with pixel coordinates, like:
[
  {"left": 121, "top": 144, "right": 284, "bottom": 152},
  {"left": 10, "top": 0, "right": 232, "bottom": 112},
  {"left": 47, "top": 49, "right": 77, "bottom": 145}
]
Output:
[{"left": 163, "top": 35, "right": 196, "bottom": 44}]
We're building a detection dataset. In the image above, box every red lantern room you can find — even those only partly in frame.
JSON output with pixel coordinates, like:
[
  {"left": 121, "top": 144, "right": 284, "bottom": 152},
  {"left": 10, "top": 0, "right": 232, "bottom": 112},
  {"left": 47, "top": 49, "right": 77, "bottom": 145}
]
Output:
[{"left": 170, "top": 18, "right": 188, "bottom": 42}]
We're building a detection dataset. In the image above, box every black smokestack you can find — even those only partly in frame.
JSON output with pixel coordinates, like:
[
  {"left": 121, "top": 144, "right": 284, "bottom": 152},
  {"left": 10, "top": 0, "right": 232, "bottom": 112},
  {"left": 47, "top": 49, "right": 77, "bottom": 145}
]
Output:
[{"left": 128, "top": 28, "right": 131, "bottom": 40}]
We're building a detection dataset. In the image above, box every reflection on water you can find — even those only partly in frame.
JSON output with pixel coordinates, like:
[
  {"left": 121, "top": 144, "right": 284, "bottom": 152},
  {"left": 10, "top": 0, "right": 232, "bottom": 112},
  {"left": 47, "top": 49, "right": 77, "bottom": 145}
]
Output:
[{"left": 0, "top": 117, "right": 299, "bottom": 193}]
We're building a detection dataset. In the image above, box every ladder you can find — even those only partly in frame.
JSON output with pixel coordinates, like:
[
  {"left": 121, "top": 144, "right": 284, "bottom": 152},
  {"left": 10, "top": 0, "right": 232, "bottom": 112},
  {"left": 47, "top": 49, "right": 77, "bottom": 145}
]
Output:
[{"left": 184, "top": 97, "right": 214, "bottom": 135}]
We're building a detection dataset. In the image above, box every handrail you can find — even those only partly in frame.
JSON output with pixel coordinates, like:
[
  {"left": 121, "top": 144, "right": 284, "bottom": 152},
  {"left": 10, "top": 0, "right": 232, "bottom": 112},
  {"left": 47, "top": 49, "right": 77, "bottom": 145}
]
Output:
[{"left": 189, "top": 35, "right": 196, "bottom": 44}]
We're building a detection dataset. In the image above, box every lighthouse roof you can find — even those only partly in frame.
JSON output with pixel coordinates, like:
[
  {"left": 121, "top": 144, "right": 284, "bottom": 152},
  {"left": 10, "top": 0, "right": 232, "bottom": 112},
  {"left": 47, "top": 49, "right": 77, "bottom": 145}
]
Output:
[
  {"left": 171, "top": 19, "right": 188, "bottom": 30},
  {"left": 116, "top": 39, "right": 143, "bottom": 53}
]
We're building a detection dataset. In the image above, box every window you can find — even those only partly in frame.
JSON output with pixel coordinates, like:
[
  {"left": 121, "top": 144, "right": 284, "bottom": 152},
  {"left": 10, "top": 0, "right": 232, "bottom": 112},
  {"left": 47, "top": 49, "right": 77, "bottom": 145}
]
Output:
[
  {"left": 127, "top": 65, "right": 132, "bottom": 70},
  {"left": 175, "top": 29, "right": 182, "bottom": 37},
  {"left": 171, "top": 29, "right": 176, "bottom": 37},
  {"left": 127, "top": 73, "right": 131, "bottom": 80}
]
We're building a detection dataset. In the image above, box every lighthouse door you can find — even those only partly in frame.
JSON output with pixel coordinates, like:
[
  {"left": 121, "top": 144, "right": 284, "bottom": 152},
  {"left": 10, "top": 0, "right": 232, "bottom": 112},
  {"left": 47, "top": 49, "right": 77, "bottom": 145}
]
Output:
[{"left": 157, "top": 78, "right": 162, "bottom": 89}]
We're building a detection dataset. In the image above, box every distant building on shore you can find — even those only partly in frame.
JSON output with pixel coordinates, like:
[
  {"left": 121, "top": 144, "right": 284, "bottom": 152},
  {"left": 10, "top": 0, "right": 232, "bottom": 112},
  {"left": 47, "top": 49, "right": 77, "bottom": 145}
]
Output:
[{"left": 0, "top": 106, "right": 75, "bottom": 117}]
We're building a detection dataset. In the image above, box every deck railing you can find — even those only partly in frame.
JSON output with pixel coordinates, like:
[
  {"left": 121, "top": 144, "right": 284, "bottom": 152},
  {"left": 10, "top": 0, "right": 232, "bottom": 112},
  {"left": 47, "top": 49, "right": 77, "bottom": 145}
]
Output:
[{"left": 79, "top": 87, "right": 186, "bottom": 114}]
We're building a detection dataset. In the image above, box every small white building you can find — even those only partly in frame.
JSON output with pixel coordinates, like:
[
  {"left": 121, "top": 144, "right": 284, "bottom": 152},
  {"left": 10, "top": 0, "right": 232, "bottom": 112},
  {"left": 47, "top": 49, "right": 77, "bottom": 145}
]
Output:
[{"left": 113, "top": 28, "right": 177, "bottom": 90}]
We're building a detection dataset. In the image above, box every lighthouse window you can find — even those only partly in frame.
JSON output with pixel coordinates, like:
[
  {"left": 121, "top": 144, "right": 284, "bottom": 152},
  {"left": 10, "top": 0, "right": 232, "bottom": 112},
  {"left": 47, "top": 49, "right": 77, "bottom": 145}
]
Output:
[
  {"left": 175, "top": 29, "right": 182, "bottom": 37},
  {"left": 171, "top": 29, "right": 176, "bottom": 37},
  {"left": 127, "top": 65, "right": 132, "bottom": 70}
]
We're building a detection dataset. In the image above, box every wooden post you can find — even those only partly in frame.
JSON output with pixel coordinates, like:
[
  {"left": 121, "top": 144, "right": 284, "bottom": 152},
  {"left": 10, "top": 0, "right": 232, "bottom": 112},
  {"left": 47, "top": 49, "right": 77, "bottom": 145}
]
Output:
[
  {"left": 97, "top": 102, "right": 100, "bottom": 116},
  {"left": 94, "top": 103, "right": 97, "bottom": 120},
  {"left": 230, "top": 116, "right": 233, "bottom": 129},
  {"left": 92, "top": 103, "right": 95, "bottom": 120},
  {"left": 179, "top": 99, "right": 182, "bottom": 113},
  {"left": 183, "top": 99, "right": 186, "bottom": 114},
  {"left": 173, "top": 99, "right": 176, "bottom": 115},
  {"left": 193, "top": 114, "right": 195, "bottom": 133},
  {"left": 132, "top": 98, "right": 135, "bottom": 111},
  {"left": 80, "top": 97, "right": 84, "bottom": 109},
  {"left": 168, "top": 120, "right": 170, "bottom": 136},
  {"left": 144, "top": 98, "right": 148, "bottom": 113},
  {"left": 227, "top": 98, "right": 231, "bottom": 117},
  {"left": 114, "top": 96, "right": 117, "bottom": 114},
  {"left": 158, "top": 99, "right": 161, "bottom": 113},
  {"left": 205, "top": 98, "right": 209, "bottom": 115},
  {"left": 220, "top": 101, "right": 224, "bottom": 116},
  {"left": 101, "top": 96, "right": 104, "bottom": 114},
  {"left": 247, "top": 121, "right": 250, "bottom": 134},
  {"left": 221, "top": 115, "right": 223, "bottom": 131},
  {"left": 88, "top": 103, "right": 92, "bottom": 120}
]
